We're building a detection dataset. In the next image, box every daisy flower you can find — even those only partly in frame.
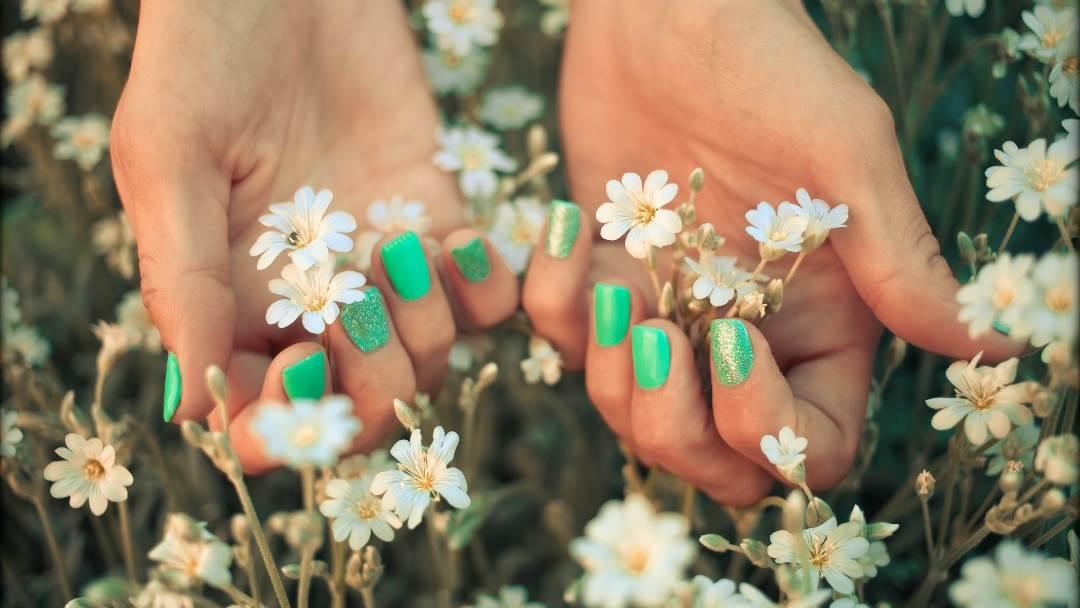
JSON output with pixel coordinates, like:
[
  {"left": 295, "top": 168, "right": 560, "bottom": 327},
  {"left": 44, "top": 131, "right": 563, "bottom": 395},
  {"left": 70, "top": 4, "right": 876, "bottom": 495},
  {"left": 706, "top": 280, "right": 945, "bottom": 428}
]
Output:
[
  {"left": 689, "top": 576, "right": 750, "bottom": 608},
  {"left": 350, "top": 196, "right": 433, "bottom": 271},
  {"left": 148, "top": 514, "right": 233, "bottom": 589},
  {"left": 596, "top": 170, "right": 683, "bottom": 259},
  {"left": 737, "top": 583, "right": 831, "bottom": 608},
  {"left": 487, "top": 197, "right": 546, "bottom": 273},
  {"left": 91, "top": 212, "right": 137, "bottom": 279},
  {"left": 1064, "top": 118, "right": 1078, "bottom": 149},
  {"left": 790, "top": 188, "right": 848, "bottom": 250},
  {"left": 985, "top": 423, "right": 1040, "bottom": 475},
  {"left": 925, "top": 354, "right": 1033, "bottom": 446},
  {"left": 423, "top": 0, "right": 503, "bottom": 56},
  {"left": 335, "top": 448, "right": 395, "bottom": 481},
  {"left": 265, "top": 262, "right": 366, "bottom": 335},
  {"left": 1019, "top": 6, "right": 1077, "bottom": 62},
  {"left": 2, "top": 74, "right": 64, "bottom": 146},
  {"left": 1035, "top": 434, "right": 1078, "bottom": 485},
  {"left": 250, "top": 396, "right": 362, "bottom": 469},
  {"left": 985, "top": 138, "right": 1079, "bottom": 221},
  {"left": 434, "top": 125, "right": 517, "bottom": 199},
  {"left": 249, "top": 187, "right": 358, "bottom": 271},
  {"left": 464, "top": 585, "right": 544, "bottom": 608},
  {"left": 3, "top": 28, "right": 53, "bottom": 83},
  {"left": 538, "top": 0, "right": 569, "bottom": 36},
  {"left": 1027, "top": 252, "right": 1077, "bottom": 347},
  {"left": 4, "top": 324, "right": 50, "bottom": 367},
  {"left": 767, "top": 517, "right": 869, "bottom": 594},
  {"left": 944, "top": 0, "right": 985, "bottom": 17},
  {"left": 370, "top": 426, "right": 471, "bottom": 529},
  {"left": 116, "top": 290, "right": 161, "bottom": 353},
  {"left": 318, "top": 476, "right": 401, "bottom": 550},
  {"left": 745, "top": 202, "right": 808, "bottom": 261},
  {"left": 131, "top": 579, "right": 193, "bottom": 608},
  {"left": 21, "top": 0, "right": 69, "bottom": 23},
  {"left": 684, "top": 255, "right": 760, "bottom": 307},
  {"left": 956, "top": 253, "right": 1036, "bottom": 339},
  {"left": 422, "top": 47, "right": 490, "bottom": 96},
  {"left": 1049, "top": 30, "right": 1078, "bottom": 113},
  {"left": 51, "top": 113, "right": 110, "bottom": 171},
  {"left": 857, "top": 541, "right": 890, "bottom": 579},
  {"left": 950, "top": 542, "right": 1076, "bottom": 607},
  {"left": 2, "top": 410, "right": 23, "bottom": 458},
  {"left": 760, "top": 426, "right": 808, "bottom": 471},
  {"left": 479, "top": 86, "right": 545, "bottom": 130},
  {"left": 569, "top": 494, "right": 697, "bottom": 608},
  {"left": 43, "top": 433, "right": 133, "bottom": 516},
  {"left": 520, "top": 335, "right": 562, "bottom": 385}
]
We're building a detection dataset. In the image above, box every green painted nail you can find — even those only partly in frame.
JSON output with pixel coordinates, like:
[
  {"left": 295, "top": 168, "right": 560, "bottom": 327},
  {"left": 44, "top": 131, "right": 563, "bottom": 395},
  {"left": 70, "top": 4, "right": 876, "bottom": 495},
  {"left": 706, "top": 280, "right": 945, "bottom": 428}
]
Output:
[
  {"left": 341, "top": 288, "right": 391, "bottom": 353},
  {"left": 450, "top": 237, "right": 491, "bottom": 283},
  {"left": 282, "top": 351, "right": 326, "bottom": 401},
  {"left": 381, "top": 231, "right": 430, "bottom": 300},
  {"left": 631, "top": 325, "right": 670, "bottom": 390},
  {"left": 545, "top": 200, "right": 581, "bottom": 258},
  {"left": 594, "top": 283, "right": 631, "bottom": 347},
  {"left": 163, "top": 351, "right": 182, "bottom": 422},
  {"left": 710, "top": 319, "right": 754, "bottom": 386}
]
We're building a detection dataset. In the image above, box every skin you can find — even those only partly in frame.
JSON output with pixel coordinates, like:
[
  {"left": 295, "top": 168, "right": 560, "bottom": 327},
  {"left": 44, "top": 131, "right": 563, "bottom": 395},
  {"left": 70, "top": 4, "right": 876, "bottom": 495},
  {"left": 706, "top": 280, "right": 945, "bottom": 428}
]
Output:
[{"left": 111, "top": 0, "right": 1018, "bottom": 497}]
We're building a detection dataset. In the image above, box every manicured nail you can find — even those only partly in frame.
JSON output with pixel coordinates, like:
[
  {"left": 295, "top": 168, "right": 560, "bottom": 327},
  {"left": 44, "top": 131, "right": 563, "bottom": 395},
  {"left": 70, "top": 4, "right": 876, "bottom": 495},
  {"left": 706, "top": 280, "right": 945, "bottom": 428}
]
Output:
[
  {"left": 631, "top": 325, "right": 670, "bottom": 390},
  {"left": 992, "top": 320, "right": 1011, "bottom": 336},
  {"left": 341, "top": 287, "right": 391, "bottom": 353},
  {"left": 162, "top": 351, "right": 182, "bottom": 422},
  {"left": 544, "top": 200, "right": 581, "bottom": 258},
  {"left": 710, "top": 319, "right": 754, "bottom": 386},
  {"left": 381, "top": 231, "right": 430, "bottom": 301},
  {"left": 594, "top": 283, "right": 631, "bottom": 347},
  {"left": 450, "top": 237, "right": 491, "bottom": 283},
  {"left": 282, "top": 351, "right": 326, "bottom": 401}
]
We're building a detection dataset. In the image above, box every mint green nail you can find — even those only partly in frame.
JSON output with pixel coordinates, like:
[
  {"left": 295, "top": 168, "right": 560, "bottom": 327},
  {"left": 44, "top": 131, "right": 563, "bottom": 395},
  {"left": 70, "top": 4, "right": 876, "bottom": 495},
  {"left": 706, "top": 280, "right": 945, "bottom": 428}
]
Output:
[
  {"left": 282, "top": 351, "right": 326, "bottom": 401},
  {"left": 163, "top": 351, "right": 181, "bottom": 422},
  {"left": 545, "top": 200, "right": 580, "bottom": 258},
  {"left": 594, "top": 283, "right": 631, "bottom": 347},
  {"left": 341, "top": 288, "right": 391, "bottom": 353},
  {"left": 631, "top": 325, "right": 670, "bottom": 390},
  {"left": 450, "top": 237, "right": 491, "bottom": 283},
  {"left": 381, "top": 231, "right": 430, "bottom": 300},
  {"left": 710, "top": 319, "right": 754, "bottom": 386}
]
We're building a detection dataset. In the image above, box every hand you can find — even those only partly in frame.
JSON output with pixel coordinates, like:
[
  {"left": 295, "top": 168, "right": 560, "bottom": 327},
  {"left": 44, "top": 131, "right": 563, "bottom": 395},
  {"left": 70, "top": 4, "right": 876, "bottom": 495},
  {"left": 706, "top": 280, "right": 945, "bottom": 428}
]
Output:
[
  {"left": 522, "top": 0, "right": 1019, "bottom": 504},
  {"left": 111, "top": 2, "right": 519, "bottom": 471}
]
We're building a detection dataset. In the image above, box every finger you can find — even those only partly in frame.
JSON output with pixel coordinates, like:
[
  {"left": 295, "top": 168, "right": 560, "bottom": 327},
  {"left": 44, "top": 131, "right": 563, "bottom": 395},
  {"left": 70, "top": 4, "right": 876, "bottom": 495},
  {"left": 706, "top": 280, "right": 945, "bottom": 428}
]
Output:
[
  {"left": 368, "top": 231, "right": 455, "bottom": 393},
  {"left": 523, "top": 200, "right": 593, "bottom": 368},
  {"left": 441, "top": 229, "right": 519, "bottom": 330},
  {"left": 584, "top": 279, "right": 648, "bottom": 440},
  {"left": 628, "top": 320, "right": 775, "bottom": 505},
  {"left": 708, "top": 319, "right": 871, "bottom": 489}
]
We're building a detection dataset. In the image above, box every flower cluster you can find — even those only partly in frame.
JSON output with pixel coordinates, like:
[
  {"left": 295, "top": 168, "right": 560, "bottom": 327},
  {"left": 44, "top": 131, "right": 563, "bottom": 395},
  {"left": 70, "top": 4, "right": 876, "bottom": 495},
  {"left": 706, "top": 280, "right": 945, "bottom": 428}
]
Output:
[{"left": 2, "top": 275, "right": 50, "bottom": 367}]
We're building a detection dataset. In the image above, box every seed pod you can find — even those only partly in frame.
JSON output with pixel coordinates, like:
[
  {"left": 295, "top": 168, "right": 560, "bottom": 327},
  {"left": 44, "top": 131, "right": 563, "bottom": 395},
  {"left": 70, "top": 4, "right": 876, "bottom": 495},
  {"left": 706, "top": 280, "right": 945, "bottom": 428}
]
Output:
[
  {"left": 527, "top": 124, "right": 548, "bottom": 159},
  {"left": 393, "top": 399, "right": 420, "bottom": 432},
  {"left": 916, "top": 469, "right": 935, "bottom": 498},
  {"left": 763, "top": 279, "right": 784, "bottom": 314},
  {"left": 206, "top": 365, "right": 228, "bottom": 406},
  {"left": 957, "top": 231, "right": 977, "bottom": 265},
  {"left": 740, "top": 539, "right": 772, "bottom": 568},
  {"left": 658, "top": 282, "right": 676, "bottom": 320},
  {"left": 699, "top": 534, "right": 732, "bottom": 553},
  {"left": 689, "top": 167, "right": 705, "bottom": 193}
]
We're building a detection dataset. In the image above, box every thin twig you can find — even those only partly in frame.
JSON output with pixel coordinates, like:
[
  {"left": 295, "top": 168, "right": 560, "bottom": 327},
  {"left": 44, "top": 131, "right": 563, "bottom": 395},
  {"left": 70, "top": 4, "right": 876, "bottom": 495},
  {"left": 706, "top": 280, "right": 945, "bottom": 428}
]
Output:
[
  {"left": 118, "top": 501, "right": 139, "bottom": 583},
  {"left": 32, "top": 497, "right": 73, "bottom": 598}
]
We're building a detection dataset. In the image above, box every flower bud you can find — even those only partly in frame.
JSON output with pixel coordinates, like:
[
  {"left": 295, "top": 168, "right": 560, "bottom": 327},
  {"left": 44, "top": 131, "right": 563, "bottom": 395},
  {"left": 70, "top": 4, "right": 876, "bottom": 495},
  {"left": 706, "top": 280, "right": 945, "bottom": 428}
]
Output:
[
  {"left": 957, "top": 231, "right": 976, "bottom": 265},
  {"left": 737, "top": 293, "right": 766, "bottom": 321},
  {"left": 1038, "top": 488, "right": 1066, "bottom": 516},
  {"left": 164, "top": 513, "right": 203, "bottom": 543},
  {"left": 206, "top": 365, "right": 228, "bottom": 406},
  {"left": 782, "top": 490, "right": 806, "bottom": 532},
  {"left": 805, "top": 497, "right": 834, "bottom": 528},
  {"left": 885, "top": 337, "right": 907, "bottom": 373},
  {"left": 59, "top": 390, "right": 94, "bottom": 437},
  {"left": 778, "top": 461, "right": 806, "bottom": 486},
  {"left": 230, "top": 513, "right": 250, "bottom": 543},
  {"left": 740, "top": 539, "right": 772, "bottom": 568},
  {"left": 696, "top": 223, "right": 717, "bottom": 254},
  {"left": 677, "top": 202, "right": 696, "bottom": 225},
  {"left": 393, "top": 399, "right": 420, "bottom": 432},
  {"left": 699, "top": 534, "right": 732, "bottom": 553},
  {"left": 658, "top": 282, "right": 676, "bottom": 320},
  {"left": 180, "top": 420, "right": 208, "bottom": 450},
  {"left": 689, "top": 167, "right": 705, "bottom": 193},
  {"left": 527, "top": 124, "right": 547, "bottom": 159},
  {"left": 1000, "top": 467, "right": 1023, "bottom": 493},
  {"left": 763, "top": 279, "right": 784, "bottom": 314},
  {"left": 476, "top": 362, "right": 499, "bottom": 392},
  {"left": 916, "top": 469, "right": 935, "bottom": 498}
]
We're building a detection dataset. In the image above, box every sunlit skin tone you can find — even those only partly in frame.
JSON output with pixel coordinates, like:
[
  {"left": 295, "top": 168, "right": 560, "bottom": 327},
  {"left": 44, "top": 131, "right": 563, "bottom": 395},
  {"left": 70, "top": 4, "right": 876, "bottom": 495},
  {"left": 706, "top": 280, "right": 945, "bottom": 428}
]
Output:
[{"left": 112, "top": 0, "right": 1018, "bottom": 501}]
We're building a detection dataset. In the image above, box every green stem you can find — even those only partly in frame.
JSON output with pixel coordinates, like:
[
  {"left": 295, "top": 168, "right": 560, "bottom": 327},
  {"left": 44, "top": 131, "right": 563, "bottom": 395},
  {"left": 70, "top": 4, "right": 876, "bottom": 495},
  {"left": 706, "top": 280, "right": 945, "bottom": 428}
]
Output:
[
  {"left": 118, "top": 501, "right": 139, "bottom": 583},
  {"left": 33, "top": 497, "right": 73, "bottom": 599},
  {"left": 298, "top": 467, "right": 316, "bottom": 608},
  {"left": 232, "top": 472, "right": 291, "bottom": 608},
  {"left": 1030, "top": 517, "right": 1076, "bottom": 549}
]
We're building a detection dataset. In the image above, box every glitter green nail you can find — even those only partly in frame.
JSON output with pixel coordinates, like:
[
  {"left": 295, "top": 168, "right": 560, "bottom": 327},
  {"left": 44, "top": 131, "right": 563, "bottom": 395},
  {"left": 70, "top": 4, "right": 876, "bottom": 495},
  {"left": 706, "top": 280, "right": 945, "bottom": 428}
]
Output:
[
  {"left": 544, "top": 200, "right": 581, "bottom": 259},
  {"left": 450, "top": 237, "right": 491, "bottom": 283},
  {"left": 162, "top": 351, "right": 182, "bottom": 422},
  {"left": 710, "top": 319, "right": 754, "bottom": 386},
  {"left": 342, "top": 288, "right": 391, "bottom": 353}
]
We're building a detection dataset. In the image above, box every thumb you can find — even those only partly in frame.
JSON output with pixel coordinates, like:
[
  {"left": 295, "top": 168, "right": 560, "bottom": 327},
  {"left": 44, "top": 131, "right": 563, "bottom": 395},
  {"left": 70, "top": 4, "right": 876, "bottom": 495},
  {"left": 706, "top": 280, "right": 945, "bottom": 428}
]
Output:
[{"left": 111, "top": 106, "right": 235, "bottom": 423}]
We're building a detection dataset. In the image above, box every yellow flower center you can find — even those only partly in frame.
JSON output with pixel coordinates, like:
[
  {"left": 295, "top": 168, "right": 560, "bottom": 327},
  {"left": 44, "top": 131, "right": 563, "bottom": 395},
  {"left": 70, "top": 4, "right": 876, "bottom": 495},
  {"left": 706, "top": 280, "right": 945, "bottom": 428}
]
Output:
[
  {"left": 1063, "top": 56, "right": 1079, "bottom": 76},
  {"left": 72, "top": 130, "right": 97, "bottom": 150},
  {"left": 1026, "top": 158, "right": 1065, "bottom": 192},
  {"left": 402, "top": 453, "right": 439, "bottom": 496},
  {"left": 992, "top": 285, "right": 1016, "bottom": 309},
  {"left": 302, "top": 292, "right": 328, "bottom": 313},
  {"left": 290, "top": 424, "right": 320, "bottom": 448},
  {"left": 1003, "top": 575, "right": 1045, "bottom": 608},
  {"left": 1044, "top": 285, "right": 1072, "bottom": 313},
  {"left": 1043, "top": 30, "right": 1063, "bottom": 49},
  {"left": 618, "top": 544, "right": 650, "bottom": 575},
  {"left": 355, "top": 498, "right": 380, "bottom": 520},
  {"left": 511, "top": 219, "right": 534, "bottom": 244},
  {"left": 448, "top": 0, "right": 472, "bottom": 24},
  {"left": 83, "top": 458, "right": 106, "bottom": 481},
  {"left": 808, "top": 536, "right": 833, "bottom": 569},
  {"left": 441, "top": 51, "right": 463, "bottom": 68},
  {"left": 460, "top": 147, "right": 485, "bottom": 170},
  {"left": 633, "top": 201, "right": 656, "bottom": 226}
]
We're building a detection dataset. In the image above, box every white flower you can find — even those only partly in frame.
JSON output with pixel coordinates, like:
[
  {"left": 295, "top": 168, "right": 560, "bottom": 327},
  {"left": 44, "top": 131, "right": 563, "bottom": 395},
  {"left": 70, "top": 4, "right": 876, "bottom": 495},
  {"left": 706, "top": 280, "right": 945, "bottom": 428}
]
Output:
[
  {"left": 148, "top": 514, "right": 233, "bottom": 589},
  {"left": 790, "top": 188, "right": 848, "bottom": 250},
  {"left": 737, "top": 583, "right": 831, "bottom": 608},
  {"left": 21, "top": 0, "right": 69, "bottom": 23},
  {"left": 569, "top": 494, "right": 696, "bottom": 608},
  {"left": 950, "top": 541, "right": 1076, "bottom": 607},
  {"left": 70, "top": 0, "right": 107, "bottom": 13},
  {"left": 318, "top": 476, "right": 401, "bottom": 550},
  {"left": 335, "top": 448, "right": 395, "bottom": 480},
  {"left": 265, "top": 262, "right": 366, "bottom": 335},
  {"left": 745, "top": 202, "right": 808, "bottom": 261},
  {"left": 945, "top": 0, "right": 985, "bottom": 17},
  {"left": 828, "top": 600, "right": 867, "bottom": 608},
  {"left": 857, "top": 541, "right": 889, "bottom": 579},
  {"left": 349, "top": 196, "right": 433, "bottom": 271},
  {"left": 5, "top": 324, "right": 50, "bottom": 366},
  {"left": 985, "top": 423, "right": 1040, "bottom": 475},
  {"left": 91, "top": 212, "right": 136, "bottom": 279},
  {"left": 422, "top": 47, "right": 490, "bottom": 96},
  {"left": 2, "top": 410, "right": 23, "bottom": 458},
  {"left": 520, "top": 335, "right": 562, "bottom": 385},
  {"left": 465, "top": 585, "right": 544, "bottom": 608},
  {"left": 1049, "top": 30, "right": 1078, "bottom": 113},
  {"left": 690, "top": 576, "right": 751, "bottom": 608},
  {"left": 370, "top": 426, "right": 471, "bottom": 529},
  {"left": 1064, "top": 118, "right": 1079, "bottom": 149},
  {"left": 926, "top": 354, "right": 1033, "bottom": 446},
  {"left": 131, "top": 579, "right": 193, "bottom": 608},
  {"left": 956, "top": 253, "right": 1036, "bottom": 339},
  {"left": 480, "top": 86, "right": 545, "bottom": 130},
  {"left": 51, "top": 113, "right": 109, "bottom": 171},
  {"left": 250, "top": 187, "right": 357, "bottom": 271},
  {"left": 2, "top": 276, "right": 21, "bottom": 331},
  {"left": 1035, "top": 434, "right": 1078, "bottom": 485},
  {"left": 3, "top": 28, "right": 53, "bottom": 82},
  {"left": 767, "top": 517, "right": 869, "bottom": 594},
  {"left": 423, "top": 0, "right": 503, "bottom": 55},
  {"left": 1019, "top": 6, "right": 1077, "bottom": 62},
  {"left": 2, "top": 74, "right": 64, "bottom": 146},
  {"left": 43, "top": 433, "right": 133, "bottom": 516},
  {"left": 250, "top": 396, "right": 362, "bottom": 469},
  {"left": 986, "top": 138, "right": 1079, "bottom": 221},
  {"left": 434, "top": 125, "right": 516, "bottom": 199},
  {"left": 760, "top": 426, "right": 808, "bottom": 471},
  {"left": 1027, "top": 252, "right": 1077, "bottom": 347},
  {"left": 684, "top": 255, "right": 759, "bottom": 307},
  {"left": 596, "top": 170, "right": 683, "bottom": 259},
  {"left": 116, "top": 290, "right": 161, "bottom": 353},
  {"left": 539, "top": 0, "right": 569, "bottom": 36},
  {"left": 487, "top": 197, "right": 546, "bottom": 273}
]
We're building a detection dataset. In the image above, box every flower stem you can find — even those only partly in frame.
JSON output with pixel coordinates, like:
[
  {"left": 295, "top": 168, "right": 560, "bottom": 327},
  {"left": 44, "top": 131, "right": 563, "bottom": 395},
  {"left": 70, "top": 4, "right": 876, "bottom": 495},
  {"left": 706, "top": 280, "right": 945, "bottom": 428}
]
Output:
[
  {"left": 1030, "top": 516, "right": 1076, "bottom": 549},
  {"left": 232, "top": 472, "right": 291, "bottom": 608},
  {"left": 997, "top": 211, "right": 1019, "bottom": 253},
  {"left": 329, "top": 540, "right": 346, "bottom": 608},
  {"left": 361, "top": 587, "right": 377, "bottom": 608},
  {"left": 32, "top": 497, "right": 73, "bottom": 599},
  {"left": 919, "top": 496, "right": 935, "bottom": 560},
  {"left": 749, "top": 258, "right": 767, "bottom": 283},
  {"left": 1056, "top": 219, "right": 1076, "bottom": 253},
  {"left": 221, "top": 583, "right": 258, "bottom": 606},
  {"left": 298, "top": 467, "right": 316, "bottom": 608},
  {"left": 425, "top": 508, "right": 452, "bottom": 608},
  {"left": 117, "top": 500, "right": 139, "bottom": 583},
  {"left": 783, "top": 251, "right": 807, "bottom": 284},
  {"left": 680, "top": 482, "right": 695, "bottom": 524},
  {"left": 641, "top": 257, "right": 662, "bottom": 300}
]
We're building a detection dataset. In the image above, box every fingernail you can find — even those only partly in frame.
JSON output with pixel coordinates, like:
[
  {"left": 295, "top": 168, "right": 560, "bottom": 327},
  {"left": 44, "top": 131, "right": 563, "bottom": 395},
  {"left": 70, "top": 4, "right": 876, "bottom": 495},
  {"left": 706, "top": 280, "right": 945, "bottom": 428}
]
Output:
[
  {"left": 342, "top": 287, "right": 390, "bottom": 353},
  {"left": 381, "top": 231, "right": 430, "bottom": 300},
  {"left": 163, "top": 351, "right": 182, "bottom": 422},
  {"left": 710, "top": 319, "right": 754, "bottom": 386},
  {"left": 594, "top": 283, "right": 631, "bottom": 347},
  {"left": 544, "top": 200, "right": 581, "bottom": 258},
  {"left": 992, "top": 320, "right": 1011, "bottom": 336},
  {"left": 282, "top": 351, "right": 326, "bottom": 401},
  {"left": 631, "top": 325, "right": 670, "bottom": 390},
  {"left": 450, "top": 237, "right": 491, "bottom": 283}
]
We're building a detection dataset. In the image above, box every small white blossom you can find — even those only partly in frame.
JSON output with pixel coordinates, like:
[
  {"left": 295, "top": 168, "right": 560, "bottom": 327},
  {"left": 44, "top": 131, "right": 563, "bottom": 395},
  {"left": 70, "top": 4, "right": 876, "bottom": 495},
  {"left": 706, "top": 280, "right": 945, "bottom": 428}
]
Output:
[
  {"left": 480, "top": 86, "right": 544, "bottom": 130},
  {"left": 945, "top": 0, "right": 985, "bottom": 17},
  {"left": 116, "top": 290, "right": 161, "bottom": 353},
  {"left": 250, "top": 187, "right": 357, "bottom": 271},
  {"left": 985, "top": 138, "right": 1078, "bottom": 221},
  {"left": 538, "top": 0, "right": 569, "bottom": 36},
  {"left": 370, "top": 426, "right": 471, "bottom": 529},
  {"left": 464, "top": 585, "right": 544, "bottom": 608},
  {"left": 985, "top": 423, "right": 1040, "bottom": 475},
  {"left": 596, "top": 170, "right": 683, "bottom": 259},
  {"left": 767, "top": 517, "right": 869, "bottom": 595},
  {"left": 857, "top": 541, "right": 890, "bottom": 579},
  {"left": 422, "top": 47, "right": 490, "bottom": 96},
  {"left": 760, "top": 426, "right": 808, "bottom": 471},
  {"left": 790, "top": 188, "right": 848, "bottom": 250},
  {"left": 3, "top": 28, "right": 53, "bottom": 82},
  {"left": 91, "top": 212, "right": 136, "bottom": 279},
  {"left": 43, "top": 433, "right": 133, "bottom": 516},
  {"left": 2, "top": 74, "right": 64, "bottom": 146},
  {"left": 148, "top": 514, "right": 233, "bottom": 589},
  {"left": 434, "top": 125, "right": 517, "bottom": 199},
  {"left": 737, "top": 583, "right": 830, "bottom": 608},
  {"left": 684, "top": 255, "right": 759, "bottom": 307},
  {"left": 1035, "top": 434, "right": 1078, "bottom": 485},
  {"left": 131, "top": 579, "right": 193, "bottom": 608},
  {"left": 335, "top": 449, "right": 395, "bottom": 480},
  {"left": 1064, "top": 118, "right": 1078, "bottom": 149},
  {"left": 5, "top": 324, "right": 50, "bottom": 366},
  {"left": 21, "top": 0, "right": 69, "bottom": 23},
  {"left": 423, "top": 0, "right": 503, "bottom": 56},
  {"left": 956, "top": 253, "right": 1036, "bottom": 339},
  {"left": 250, "top": 396, "right": 362, "bottom": 469},
  {"left": 2, "top": 410, "right": 23, "bottom": 457},
  {"left": 51, "top": 113, "right": 109, "bottom": 170},
  {"left": 926, "top": 354, "right": 1033, "bottom": 446},
  {"left": 689, "top": 576, "right": 751, "bottom": 608},
  {"left": 1049, "top": 30, "right": 1078, "bottom": 113},
  {"left": 265, "top": 262, "right": 366, "bottom": 335},
  {"left": 520, "top": 335, "right": 562, "bottom": 385},
  {"left": 1027, "top": 252, "right": 1077, "bottom": 347},
  {"left": 745, "top": 202, "right": 808, "bottom": 261},
  {"left": 350, "top": 196, "right": 433, "bottom": 271},
  {"left": 1019, "top": 6, "right": 1077, "bottom": 62},
  {"left": 950, "top": 541, "right": 1076, "bottom": 607},
  {"left": 318, "top": 476, "right": 401, "bottom": 550},
  {"left": 487, "top": 197, "right": 546, "bottom": 273}
]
